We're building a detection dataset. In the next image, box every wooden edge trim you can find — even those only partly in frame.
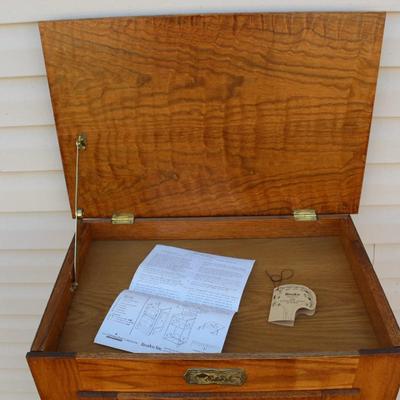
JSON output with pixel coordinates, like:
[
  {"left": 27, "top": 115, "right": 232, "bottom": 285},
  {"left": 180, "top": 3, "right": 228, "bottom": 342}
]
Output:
[
  {"left": 340, "top": 217, "right": 400, "bottom": 347},
  {"left": 27, "top": 351, "right": 76, "bottom": 358},
  {"left": 359, "top": 347, "right": 400, "bottom": 355},
  {"left": 77, "top": 389, "right": 361, "bottom": 399},
  {"left": 89, "top": 215, "right": 343, "bottom": 241},
  {"left": 27, "top": 348, "right": 398, "bottom": 360},
  {"left": 74, "top": 350, "right": 360, "bottom": 361},
  {"left": 30, "top": 351, "right": 349, "bottom": 360},
  {"left": 322, "top": 389, "right": 361, "bottom": 398},
  {"left": 27, "top": 352, "right": 81, "bottom": 399},
  {"left": 30, "top": 236, "right": 74, "bottom": 351},
  {"left": 78, "top": 393, "right": 118, "bottom": 399},
  {"left": 30, "top": 223, "right": 92, "bottom": 351}
]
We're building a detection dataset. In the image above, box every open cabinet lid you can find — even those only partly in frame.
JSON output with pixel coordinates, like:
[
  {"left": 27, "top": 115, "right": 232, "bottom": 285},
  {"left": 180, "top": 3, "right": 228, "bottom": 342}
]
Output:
[{"left": 39, "top": 12, "right": 385, "bottom": 219}]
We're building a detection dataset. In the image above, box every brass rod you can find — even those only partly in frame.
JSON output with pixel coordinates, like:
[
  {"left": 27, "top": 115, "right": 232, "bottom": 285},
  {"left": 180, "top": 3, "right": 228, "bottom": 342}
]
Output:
[{"left": 72, "top": 134, "right": 86, "bottom": 290}]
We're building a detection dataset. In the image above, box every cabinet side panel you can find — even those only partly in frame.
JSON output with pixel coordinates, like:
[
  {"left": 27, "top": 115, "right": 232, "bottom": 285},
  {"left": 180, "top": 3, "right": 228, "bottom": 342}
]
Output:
[
  {"left": 340, "top": 218, "right": 400, "bottom": 347},
  {"left": 31, "top": 222, "right": 91, "bottom": 351},
  {"left": 354, "top": 354, "right": 400, "bottom": 399},
  {"left": 27, "top": 354, "right": 80, "bottom": 400}
]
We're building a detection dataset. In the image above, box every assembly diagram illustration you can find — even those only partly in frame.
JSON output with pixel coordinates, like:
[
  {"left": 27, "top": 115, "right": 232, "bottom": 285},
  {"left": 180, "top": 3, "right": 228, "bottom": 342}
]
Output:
[
  {"left": 197, "top": 321, "right": 225, "bottom": 335},
  {"left": 132, "top": 299, "right": 172, "bottom": 336},
  {"left": 163, "top": 308, "right": 198, "bottom": 345}
]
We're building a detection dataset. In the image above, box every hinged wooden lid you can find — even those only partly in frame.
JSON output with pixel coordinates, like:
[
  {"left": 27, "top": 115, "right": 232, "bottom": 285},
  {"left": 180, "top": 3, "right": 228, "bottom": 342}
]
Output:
[{"left": 40, "top": 12, "right": 385, "bottom": 218}]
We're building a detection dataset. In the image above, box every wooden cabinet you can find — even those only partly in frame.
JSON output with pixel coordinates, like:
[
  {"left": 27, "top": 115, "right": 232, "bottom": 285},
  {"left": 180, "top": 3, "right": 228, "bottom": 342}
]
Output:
[{"left": 27, "top": 11, "right": 399, "bottom": 400}]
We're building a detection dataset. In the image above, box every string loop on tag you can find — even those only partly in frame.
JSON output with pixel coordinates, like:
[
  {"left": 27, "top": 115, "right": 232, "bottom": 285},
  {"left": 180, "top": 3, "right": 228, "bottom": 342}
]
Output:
[{"left": 265, "top": 269, "right": 294, "bottom": 287}]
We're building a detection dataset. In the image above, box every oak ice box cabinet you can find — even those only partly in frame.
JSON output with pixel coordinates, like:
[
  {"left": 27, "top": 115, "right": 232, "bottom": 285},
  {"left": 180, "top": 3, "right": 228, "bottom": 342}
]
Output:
[{"left": 27, "top": 12, "right": 400, "bottom": 400}]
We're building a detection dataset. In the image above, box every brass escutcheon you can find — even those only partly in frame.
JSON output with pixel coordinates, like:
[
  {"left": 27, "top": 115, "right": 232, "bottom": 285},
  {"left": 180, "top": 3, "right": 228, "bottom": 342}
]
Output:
[{"left": 184, "top": 368, "right": 246, "bottom": 386}]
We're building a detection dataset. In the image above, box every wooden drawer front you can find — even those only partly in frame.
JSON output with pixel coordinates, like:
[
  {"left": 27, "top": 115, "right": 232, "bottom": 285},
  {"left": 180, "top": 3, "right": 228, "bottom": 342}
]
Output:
[
  {"left": 78, "top": 389, "right": 361, "bottom": 400},
  {"left": 77, "top": 356, "right": 358, "bottom": 393}
]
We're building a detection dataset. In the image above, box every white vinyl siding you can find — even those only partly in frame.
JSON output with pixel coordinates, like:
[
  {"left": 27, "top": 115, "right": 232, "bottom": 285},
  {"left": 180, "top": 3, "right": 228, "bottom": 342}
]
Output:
[
  {"left": 0, "top": 4, "right": 399, "bottom": 399},
  {"left": 1, "top": 1, "right": 400, "bottom": 24}
]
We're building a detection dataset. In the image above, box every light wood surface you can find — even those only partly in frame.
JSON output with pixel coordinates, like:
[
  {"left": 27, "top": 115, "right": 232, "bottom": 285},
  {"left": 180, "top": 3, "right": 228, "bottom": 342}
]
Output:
[
  {"left": 39, "top": 12, "right": 384, "bottom": 218},
  {"left": 57, "top": 236, "right": 378, "bottom": 353}
]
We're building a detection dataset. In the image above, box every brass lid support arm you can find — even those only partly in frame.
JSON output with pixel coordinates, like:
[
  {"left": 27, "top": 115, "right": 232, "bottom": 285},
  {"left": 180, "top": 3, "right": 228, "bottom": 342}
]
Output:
[{"left": 72, "top": 134, "right": 87, "bottom": 290}]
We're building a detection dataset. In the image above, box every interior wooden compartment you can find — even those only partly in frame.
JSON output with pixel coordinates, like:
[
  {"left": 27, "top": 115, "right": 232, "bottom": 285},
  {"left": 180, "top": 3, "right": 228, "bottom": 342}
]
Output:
[{"left": 56, "top": 218, "right": 382, "bottom": 354}]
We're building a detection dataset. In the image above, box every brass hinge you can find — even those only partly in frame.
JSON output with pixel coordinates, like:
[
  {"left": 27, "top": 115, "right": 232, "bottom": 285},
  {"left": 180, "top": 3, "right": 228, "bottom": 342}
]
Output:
[
  {"left": 112, "top": 213, "right": 135, "bottom": 224},
  {"left": 293, "top": 209, "right": 317, "bottom": 221}
]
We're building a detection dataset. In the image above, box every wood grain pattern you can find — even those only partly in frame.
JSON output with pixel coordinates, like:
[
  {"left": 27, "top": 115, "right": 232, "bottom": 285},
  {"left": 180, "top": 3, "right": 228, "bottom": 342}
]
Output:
[
  {"left": 354, "top": 353, "right": 400, "bottom": 399},
  {"left": 57, "top": 236, "right": 378, "bottom": 354},
  {"left": 340, "top": 218, "right": 400, "bottom": 347},
  {"left": 27, "top": 354, "right": 80, "bottom": 399},
  {"left": 322, "top": 389, "right": 361, "bottom": 400},
  {"left": 77, "top": 388, "right": 361, "bottom": 399},
  {"left": 76, "top": 355, "right": 358, "bottom": 393},
  {"left": 31, "top": 222, "right": 91, "bottom": 351},
  {"left": 28, "top": 217, "right": 399, "bottom": 398},
  {"left": 39, "top": 13, "right": 385, "bottom": 218},
  {"left": 89, "top": 215, "right": 342, "bottom": 241}
]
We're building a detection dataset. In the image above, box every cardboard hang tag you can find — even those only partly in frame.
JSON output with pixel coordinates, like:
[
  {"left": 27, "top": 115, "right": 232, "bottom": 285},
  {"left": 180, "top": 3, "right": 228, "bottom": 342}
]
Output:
[{"left": 268, "top": 284, "right": 317, "bottom": 327}]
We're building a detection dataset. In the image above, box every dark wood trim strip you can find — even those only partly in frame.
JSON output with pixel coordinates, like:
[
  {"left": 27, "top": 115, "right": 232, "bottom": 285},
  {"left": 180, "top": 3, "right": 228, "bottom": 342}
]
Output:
[
  {"left": 77, "top": 389, "right": 361, "bottom": 399},
  {"left": 78, "top": 389, "right": 360, "bottom": 400},
  {"left": 27, "top": 351, "right": 76, "bottom": 358}
]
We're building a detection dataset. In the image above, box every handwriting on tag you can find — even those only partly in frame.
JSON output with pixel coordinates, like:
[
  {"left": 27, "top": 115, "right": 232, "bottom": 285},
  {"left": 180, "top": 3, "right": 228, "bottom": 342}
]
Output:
[{"left": 268, "top": 284, "right": 316, "bottom": 327}]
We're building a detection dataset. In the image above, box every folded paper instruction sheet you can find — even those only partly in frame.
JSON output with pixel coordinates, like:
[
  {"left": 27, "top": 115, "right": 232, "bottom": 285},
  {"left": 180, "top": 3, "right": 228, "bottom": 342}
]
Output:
[{"left": 95, "top": 245, "right": 254, "bottom": 353}]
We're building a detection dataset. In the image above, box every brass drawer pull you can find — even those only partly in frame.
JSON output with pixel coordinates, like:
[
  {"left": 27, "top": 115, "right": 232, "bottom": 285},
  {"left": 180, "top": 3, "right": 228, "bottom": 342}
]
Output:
[{"left": 184, "top": 368, "right": 246, "bottom": 385}]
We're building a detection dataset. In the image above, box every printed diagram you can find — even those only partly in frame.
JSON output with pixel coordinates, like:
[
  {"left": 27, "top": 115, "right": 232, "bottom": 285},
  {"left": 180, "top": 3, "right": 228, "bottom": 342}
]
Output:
[
  {"left": 106, "top": 293, "right": 229, "bottom": 350},
  {"left": 163, "top": 308, "right": 198, "bottom": 345},
  {"left": 197, "top": 322, "right": 225, "bottom": 336},
  {"left": 132, "top": 299, "right": 172, "bottom": 336}
]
